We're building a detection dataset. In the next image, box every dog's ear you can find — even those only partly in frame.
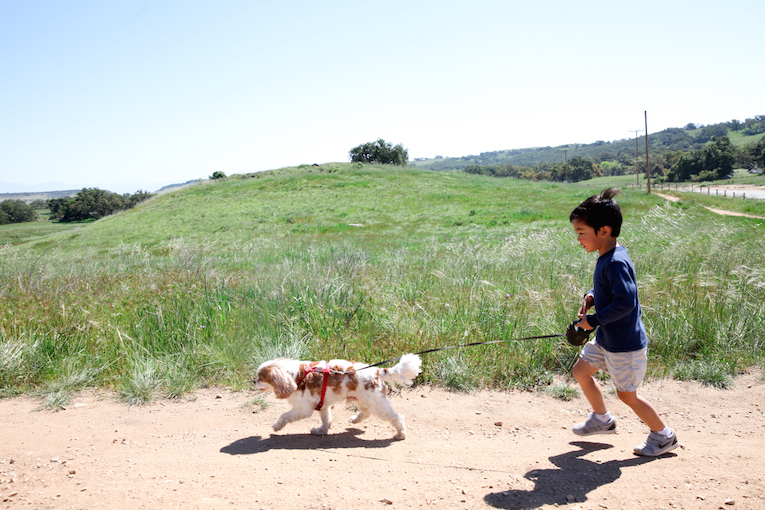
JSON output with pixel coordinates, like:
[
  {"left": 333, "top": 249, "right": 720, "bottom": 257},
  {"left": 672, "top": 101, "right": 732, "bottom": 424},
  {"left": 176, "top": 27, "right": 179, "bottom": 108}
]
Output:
[{"left": 260, "top": 363, "right": 297, "bottom": 399}]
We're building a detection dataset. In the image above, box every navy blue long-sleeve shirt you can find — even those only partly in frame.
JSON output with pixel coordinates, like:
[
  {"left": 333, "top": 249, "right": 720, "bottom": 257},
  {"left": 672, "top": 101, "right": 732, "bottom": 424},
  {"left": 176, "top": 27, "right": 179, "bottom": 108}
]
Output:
[{"left": 585, "top": 245, "right": 647, "bottom": 353}]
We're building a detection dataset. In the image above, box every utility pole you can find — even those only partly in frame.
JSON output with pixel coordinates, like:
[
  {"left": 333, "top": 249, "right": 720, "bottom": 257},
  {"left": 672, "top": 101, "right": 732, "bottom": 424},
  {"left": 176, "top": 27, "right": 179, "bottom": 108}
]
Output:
[
  {"left": 629, "top": 129, "right": 643, "bottom": 187},
  {"left": 563, "top": 149, "right": 568, "bottom": 182},
  {"left": 645, "top": 111, "right": 650, "bottom": 194}
]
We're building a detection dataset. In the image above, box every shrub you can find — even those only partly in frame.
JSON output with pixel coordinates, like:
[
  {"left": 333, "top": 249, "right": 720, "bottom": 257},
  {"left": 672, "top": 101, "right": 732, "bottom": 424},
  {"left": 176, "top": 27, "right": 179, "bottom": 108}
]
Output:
[{"left": 0, "top": 200, "right": 37, "bottom": 225}]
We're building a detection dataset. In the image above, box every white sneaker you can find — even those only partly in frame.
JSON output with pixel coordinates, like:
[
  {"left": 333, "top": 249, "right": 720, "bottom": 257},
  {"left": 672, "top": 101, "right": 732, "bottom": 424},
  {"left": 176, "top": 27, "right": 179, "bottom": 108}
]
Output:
[
  {"left": 572, "top": 412, "right": 617, "bottom": 436},
  {"left": 634, "top": 430, "right": 679, "bottom": 456}
]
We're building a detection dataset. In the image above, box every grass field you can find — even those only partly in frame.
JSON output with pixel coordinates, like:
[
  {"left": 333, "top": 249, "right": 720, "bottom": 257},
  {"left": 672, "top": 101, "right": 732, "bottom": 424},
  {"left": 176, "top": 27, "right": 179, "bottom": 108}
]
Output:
[
  {"left": 1, "top": 164, "right": 763, "bottom": 406},
  {"left": 0, "top": 209, "right": 88, "bottom": 245}
]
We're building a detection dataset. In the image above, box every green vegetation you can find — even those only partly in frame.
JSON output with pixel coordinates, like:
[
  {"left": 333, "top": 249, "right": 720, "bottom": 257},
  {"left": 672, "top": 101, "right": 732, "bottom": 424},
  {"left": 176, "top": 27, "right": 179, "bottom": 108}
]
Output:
[
  {"left": 349, "top": 138, "right": 409, "bottom": 165},
  {"left": 666, "top": 136, "right": 736, "bottom": 182},
  {"left": 48, "top": 188, "right": 155, "bottom": 222},
  {"left": 0, "top": 212, "right": 82, "bottom": 245},
  {"left": 0, "top": 199, "right": 37, "bottom": 225},
  {"left": 1, "top": 164, "right": 763, "bottom": 405},
  {"left": 413, "top": 116, "right": 765, "bottom": 185}
]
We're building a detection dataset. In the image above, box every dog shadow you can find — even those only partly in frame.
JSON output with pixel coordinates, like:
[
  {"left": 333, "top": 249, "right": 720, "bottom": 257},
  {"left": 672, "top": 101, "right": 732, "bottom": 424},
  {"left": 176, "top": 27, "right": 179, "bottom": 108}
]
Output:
[
  {"left": 220, "top": 427, "right": 397, "bottom": 455},
  {"left": 484, "top": 441, "right": 674, "bottom": 509}
]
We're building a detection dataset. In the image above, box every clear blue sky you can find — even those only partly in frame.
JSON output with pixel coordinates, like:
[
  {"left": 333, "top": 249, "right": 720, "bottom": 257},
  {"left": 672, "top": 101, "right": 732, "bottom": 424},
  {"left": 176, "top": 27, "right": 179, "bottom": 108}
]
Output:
[{"left": 2, "top": 0, "right": 763, "bottom": 193}]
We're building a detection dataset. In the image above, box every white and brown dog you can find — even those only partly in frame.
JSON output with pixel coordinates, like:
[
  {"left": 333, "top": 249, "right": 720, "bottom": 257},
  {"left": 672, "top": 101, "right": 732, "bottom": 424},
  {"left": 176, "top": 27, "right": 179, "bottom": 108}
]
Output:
[{"left": 253, "top": 354, "right": 422, "bottom": 440}]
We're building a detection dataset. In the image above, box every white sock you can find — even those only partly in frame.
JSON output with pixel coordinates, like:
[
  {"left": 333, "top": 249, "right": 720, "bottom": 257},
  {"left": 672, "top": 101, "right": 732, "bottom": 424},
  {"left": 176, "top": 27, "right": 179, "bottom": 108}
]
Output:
[
  {"left": 655, "top": 426, "right": 673, "bottom": 437},
  {"left": 594, "top": 412, "right": 612, "bottom": 423}
]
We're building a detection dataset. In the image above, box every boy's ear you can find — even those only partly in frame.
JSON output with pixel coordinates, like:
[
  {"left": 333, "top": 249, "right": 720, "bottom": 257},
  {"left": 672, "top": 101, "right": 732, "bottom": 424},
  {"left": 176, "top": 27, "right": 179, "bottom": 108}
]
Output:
[{"left": 597, "top": 225, "right": 613, "bottom": 238}]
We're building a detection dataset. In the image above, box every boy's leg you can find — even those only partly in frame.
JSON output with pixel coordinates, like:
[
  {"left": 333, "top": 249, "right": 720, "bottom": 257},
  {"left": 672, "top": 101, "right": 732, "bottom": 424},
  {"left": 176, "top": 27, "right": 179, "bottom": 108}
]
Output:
[
  {"left": 573, "top": 357, "right": 607, "bottom": 414},
  {"left": 615, "top": 389, "right": 665, "bottom": 431},
  {"left": 617, "top": 386, "right": 678, "bottom": 456},
  {"left": 572, "top": 357, "right": 616, "bottom": 435}
]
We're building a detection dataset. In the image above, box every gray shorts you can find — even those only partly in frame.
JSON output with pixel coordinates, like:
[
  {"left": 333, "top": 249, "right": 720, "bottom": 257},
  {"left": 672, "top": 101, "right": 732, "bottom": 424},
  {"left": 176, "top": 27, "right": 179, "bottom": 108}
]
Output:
[{"left": 579, "top": 340, "right": 648, "bottom": 392}]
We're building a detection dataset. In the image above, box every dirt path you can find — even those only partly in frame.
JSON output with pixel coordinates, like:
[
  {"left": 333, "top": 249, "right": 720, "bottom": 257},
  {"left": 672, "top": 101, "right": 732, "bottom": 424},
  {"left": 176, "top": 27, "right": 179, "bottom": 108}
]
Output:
[
  {"left": 654, "top": 192, "right": 765, "bottom": 219},
  {"left": 2, "top": 371, "right": 764, "bottom": 510}
]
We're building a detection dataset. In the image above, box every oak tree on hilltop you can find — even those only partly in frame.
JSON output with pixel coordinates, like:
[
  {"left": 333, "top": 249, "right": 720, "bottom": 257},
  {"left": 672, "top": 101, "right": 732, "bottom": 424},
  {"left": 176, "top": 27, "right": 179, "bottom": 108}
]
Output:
[{"left": 349, "top": 139, "right": 408, "bottom": 165}]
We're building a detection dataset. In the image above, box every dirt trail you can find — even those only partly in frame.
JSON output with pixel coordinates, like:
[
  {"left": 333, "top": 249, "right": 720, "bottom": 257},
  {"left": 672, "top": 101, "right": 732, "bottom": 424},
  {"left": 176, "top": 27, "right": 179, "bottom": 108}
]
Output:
[
  {"left": 2, "top": 371, "right": 764, "bottom": 510},
  {"left": 654, "top": 191, "right": 765, "bottom": 219}
]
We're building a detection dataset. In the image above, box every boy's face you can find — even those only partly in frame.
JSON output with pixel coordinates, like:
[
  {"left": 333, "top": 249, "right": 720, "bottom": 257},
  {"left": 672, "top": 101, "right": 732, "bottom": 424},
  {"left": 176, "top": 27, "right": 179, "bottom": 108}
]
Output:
[{"left": 572, "top": 218, "right": 613, "bottom": 255}]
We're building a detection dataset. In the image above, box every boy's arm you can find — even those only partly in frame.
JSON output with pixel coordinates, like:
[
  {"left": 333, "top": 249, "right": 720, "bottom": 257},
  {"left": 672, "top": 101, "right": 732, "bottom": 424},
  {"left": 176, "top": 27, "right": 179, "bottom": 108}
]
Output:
[
  {"left": 577, "top": 291, "right": 595, "bottom": 329},
  {"left": 578, "top": 291, "right": 594, "bottom": 317}
]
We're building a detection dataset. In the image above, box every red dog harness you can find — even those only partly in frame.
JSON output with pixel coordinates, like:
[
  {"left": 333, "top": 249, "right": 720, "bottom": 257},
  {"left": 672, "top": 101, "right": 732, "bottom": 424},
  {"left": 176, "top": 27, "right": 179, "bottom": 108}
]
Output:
[{"left": 294, "top": 364, "right": 332, "bottom": 410}]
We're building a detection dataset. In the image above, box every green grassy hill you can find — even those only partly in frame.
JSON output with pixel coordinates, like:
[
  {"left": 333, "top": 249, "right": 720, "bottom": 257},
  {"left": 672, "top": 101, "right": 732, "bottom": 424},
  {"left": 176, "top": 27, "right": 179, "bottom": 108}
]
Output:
[
  {"left": 42, "top": 164, "right": 599, "bottom": 252},
  {"left": 2, "top": 164, "right": 763, "bottom": 404}
]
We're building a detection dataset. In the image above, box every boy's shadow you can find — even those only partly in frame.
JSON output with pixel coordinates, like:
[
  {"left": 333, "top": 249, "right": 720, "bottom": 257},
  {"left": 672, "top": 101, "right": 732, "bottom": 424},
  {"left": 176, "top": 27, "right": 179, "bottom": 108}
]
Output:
[{"left": 484, "top": 441, "right": 673, "bottom": 509}]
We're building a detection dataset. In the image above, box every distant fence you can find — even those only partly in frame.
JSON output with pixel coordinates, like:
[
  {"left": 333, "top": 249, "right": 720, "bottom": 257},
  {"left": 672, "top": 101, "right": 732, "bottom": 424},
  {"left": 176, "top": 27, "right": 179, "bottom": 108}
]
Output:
[{"left": 626, "top": 182, "right": 761, "bottom": 200}]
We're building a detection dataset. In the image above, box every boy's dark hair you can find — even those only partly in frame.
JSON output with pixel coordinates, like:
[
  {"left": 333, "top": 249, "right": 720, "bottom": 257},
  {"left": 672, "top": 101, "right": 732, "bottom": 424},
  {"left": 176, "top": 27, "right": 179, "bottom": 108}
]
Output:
[{"left": 569, "top": 187, "right": 623, "bottom": 237}]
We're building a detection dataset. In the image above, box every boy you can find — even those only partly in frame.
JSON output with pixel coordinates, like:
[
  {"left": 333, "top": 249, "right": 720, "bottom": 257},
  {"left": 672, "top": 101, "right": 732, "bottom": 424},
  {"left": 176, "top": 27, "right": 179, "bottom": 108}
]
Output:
[{"left": 569, "top": 188, "right": 678, "bottom": 457}]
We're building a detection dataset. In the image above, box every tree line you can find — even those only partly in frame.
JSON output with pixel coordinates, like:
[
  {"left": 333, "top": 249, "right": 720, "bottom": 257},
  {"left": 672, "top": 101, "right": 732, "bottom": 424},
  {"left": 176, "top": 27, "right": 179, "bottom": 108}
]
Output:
[
  {"left": 462, "top": 135, "right": 765, "bottom": 184},
  {"left": 0, "top": 188, "right": 154, "bottom": 226},
  {"left": 48, "top": 188, "right": 154, "bottom": 222},
  {"left": 416, "top": 115, "right": 765, "bottom": 173}
]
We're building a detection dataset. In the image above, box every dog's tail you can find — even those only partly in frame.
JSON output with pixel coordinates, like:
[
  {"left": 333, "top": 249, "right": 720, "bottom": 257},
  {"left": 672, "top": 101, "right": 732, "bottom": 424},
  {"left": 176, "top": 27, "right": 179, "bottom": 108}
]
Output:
[{"left": 379, "top": 353, "right": 422, "bottom": 387}]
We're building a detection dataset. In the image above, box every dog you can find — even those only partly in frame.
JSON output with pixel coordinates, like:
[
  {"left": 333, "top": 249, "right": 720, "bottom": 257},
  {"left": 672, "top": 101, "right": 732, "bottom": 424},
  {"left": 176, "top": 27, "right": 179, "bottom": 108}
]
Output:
[{"left": 253, "top": 354, "right": 422, "bottom": 440}]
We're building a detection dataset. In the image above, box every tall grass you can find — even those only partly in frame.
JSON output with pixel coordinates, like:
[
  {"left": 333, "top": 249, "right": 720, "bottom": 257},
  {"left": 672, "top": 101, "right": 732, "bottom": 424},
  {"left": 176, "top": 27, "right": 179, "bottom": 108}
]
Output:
[{"left": 1, "top": 165, "right": 763, "bottom": 402}]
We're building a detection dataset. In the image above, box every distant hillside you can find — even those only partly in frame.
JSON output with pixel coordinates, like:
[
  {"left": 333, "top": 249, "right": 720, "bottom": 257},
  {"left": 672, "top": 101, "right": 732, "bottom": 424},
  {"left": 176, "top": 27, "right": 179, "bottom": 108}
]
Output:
[
  {"left": 155, "top": 179, "right": 202, "bottom": 194},
  {"left": 0, "top": 189, "right": 79, "bottom": 204},
  {"left": 412, "top": 116, "right": 765, "bottom": 171}
]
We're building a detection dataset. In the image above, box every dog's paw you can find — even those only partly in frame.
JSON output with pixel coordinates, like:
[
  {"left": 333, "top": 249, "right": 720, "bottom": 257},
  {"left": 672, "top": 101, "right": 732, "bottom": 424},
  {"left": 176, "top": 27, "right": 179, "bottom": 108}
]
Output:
[
  {"left": 349, "top": 413, "right": 363, "bottom": 424},
  {"left": 273, "top": 421, "right": 285, "bottom": 432},
  {"left": 393, "top": 430, "right": 406, "bottom": 440},
  {"left": 310, "top": 426, "right": 329, "bottom": 436}
]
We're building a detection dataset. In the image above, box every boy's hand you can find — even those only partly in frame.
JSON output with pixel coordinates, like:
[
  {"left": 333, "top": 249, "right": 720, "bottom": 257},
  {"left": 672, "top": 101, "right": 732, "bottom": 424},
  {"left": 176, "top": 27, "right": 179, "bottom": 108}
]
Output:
[
  {"left": 578, "top": 293, "right": 594, "bottom": 318},
  {"left": 577, "top": 316, "right": 593, "bottom": 330}
]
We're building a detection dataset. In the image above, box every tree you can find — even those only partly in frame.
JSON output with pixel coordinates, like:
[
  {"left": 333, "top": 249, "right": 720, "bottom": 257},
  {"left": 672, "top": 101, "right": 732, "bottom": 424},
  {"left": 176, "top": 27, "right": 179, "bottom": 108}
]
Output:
[
  {"left": 0, "top": 200, "right": 37, "bottom": 225},
  {"left": 667, "top": 136, "right": 736, "bottom": 181},
  {"left": 747, "top": 138, "right": 765, "bottom": 169},
  {"left": 349, "top": 139, "right": 409, "bottom": 165},
  {"left": 566, "top": 156, "right": 595, "bottom": 182},
  {"left": 48, "top": 188, "right": 154, "bottom": 222},
  {"left": 667, "top": 151, "right": 703, "bottom": 182},
  {"left": 695, "top": 123, "right": 728, "bottom": 143},
  {"left": 210, "top": 171, "right": 227, "bottom": 180},
  {"left": 702, "top": 136, "right": 736, "bottom": 178}
]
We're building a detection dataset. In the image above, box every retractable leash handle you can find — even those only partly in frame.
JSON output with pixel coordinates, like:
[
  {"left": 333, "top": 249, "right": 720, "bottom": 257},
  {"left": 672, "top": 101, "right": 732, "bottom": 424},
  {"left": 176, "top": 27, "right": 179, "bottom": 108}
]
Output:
[{"left": 566, "top": 320, "right": 595, "bottom": 346}]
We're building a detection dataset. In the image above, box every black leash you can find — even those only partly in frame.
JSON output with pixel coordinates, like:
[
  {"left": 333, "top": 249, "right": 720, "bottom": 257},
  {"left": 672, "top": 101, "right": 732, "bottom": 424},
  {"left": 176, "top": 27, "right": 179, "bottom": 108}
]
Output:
[{"left": 357, "top": 333, "right": 564, "bottom": 370}]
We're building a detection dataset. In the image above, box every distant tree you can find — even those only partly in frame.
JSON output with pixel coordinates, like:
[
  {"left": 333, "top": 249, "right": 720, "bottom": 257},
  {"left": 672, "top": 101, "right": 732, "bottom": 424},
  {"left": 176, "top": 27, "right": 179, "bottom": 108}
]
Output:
[
  {"left": 695, "top": 123, "right": 728, "bottom": 143},
  {"left": 210, "top": 171, "right": 227, "bottom": 180},
  {"left": 684, "top": 123, "right": 697, "bottom": 130},
  {"left": 595, "top": 151, "right": 616, "bottom": 163},
  {"left": 566, "top": 156, "right": 595, "bottom": 182},
  {"left": 667, "top": 136, "right": 736, "bottom": 181},
  {"left": 48, "top": 188, "right": 154, "bottom": 222},
  {"left": 747, "top": 138, "right": 765, "bottom": 169},
  {"left": 667, "top": 151, "right": 703, "bottom": 182},
  {"left": 125, "top": 190, "right": 154, "bottom": 208},
  {"left": 741, "top": 115, "right": 765, "bottom": 136},
  {"left": 349, "top": 139, "right": 409, "bottom": 165},
  {"left": 600, "top": 161, "right": 627, "bottom": 176},
  {"left": 0, "top": 200, "right": 37, "bottom": 225},
  {"left": 702, "top": 136, "right": 736, "bottom": 178}
]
